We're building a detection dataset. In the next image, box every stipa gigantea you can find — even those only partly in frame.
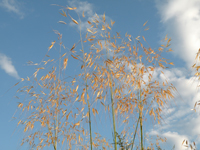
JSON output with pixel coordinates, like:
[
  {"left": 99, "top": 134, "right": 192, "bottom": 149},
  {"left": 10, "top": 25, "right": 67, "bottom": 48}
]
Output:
[
  {"left": 77, "top": 13, "right": 177, "bottom": 149},
  {"left": 14, "top": 10, "right": 87, "bottom": 149},
  {"left": 91, "top": 18, "right": 176, "bottom": 150},
  {"left": 14, "top": 3, "right": 177, "bottom": 150}
]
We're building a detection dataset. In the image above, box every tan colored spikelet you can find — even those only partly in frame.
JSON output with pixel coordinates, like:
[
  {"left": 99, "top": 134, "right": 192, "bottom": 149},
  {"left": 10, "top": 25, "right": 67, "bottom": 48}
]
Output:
[
  {"left": 75, "top": 85, "right": 79, "bottom": 91},
  {"left": 92, "top": 108, "right": 95, "bottom": 116},
  {"left": 74, "top": 122, "right": 80, "bottom": 126},
  {"left": 67, "top": 7, "right": 77, "bottom": 10},
  {"left": 88, "top": 21, "right": 92, "bottom": 24},
  {"left": 59, "top": 10, "right": 67, "bottom": 17},
  {"left": 71, "top": 54, "right": 78, "bottom": 60},
  {"left": 143, "top": 20, "right": 148, "bottom": 26},
  {"left": 71, "top": 43, "right": 75, "bottom": 51},
  {"left": 102, "top": 13, "right": 106, "bottom": 22},
  {"left": 63, "top": 58, "right": 68, "bottom": 69},
  {"left": 142, "top": 36, "right": 146, "bottom": 42},
  {"left": 102, "top": 25, "right": 106, "bottom": 30},
  {"left": 144, "top": 26, "right": 149, "bottom": 30},
  {"left": 88, "top": 38, "right": 94, "bottom": 42},
  {"left": 18, "top": 103, "right": 23, "bottom": 108},
  {"left": 87, "top": 28, "right": 93, "bottom": 33},
  {"left": 82, "top": 11, "right": 85, "bottom": 17},
  {"left": 168, "top": 62, "right": 174, "bottom": 65},
  {"left": 111, "top": 20, "right": 115, "bottom": 26},
  {"left": 72, "top": 18, "right": 78, "bottom": 24},
  {"left": 58, "top": 21, "right": 67, "bottom": 24},
  {"left": 192, "top": 63, "right": 196, "bottom": 68},
  {"left": 106, "top": 24, "right": 111, "bottom": 30},
  {"left": 48, "top": 41, "right": 55, "bottom": 51}
]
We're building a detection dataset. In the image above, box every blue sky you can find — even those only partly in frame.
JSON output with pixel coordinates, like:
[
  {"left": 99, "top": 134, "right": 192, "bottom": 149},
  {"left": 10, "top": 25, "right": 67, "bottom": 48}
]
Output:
[{"left": 0, "top": 0, "right": 200, "bottom": 149}]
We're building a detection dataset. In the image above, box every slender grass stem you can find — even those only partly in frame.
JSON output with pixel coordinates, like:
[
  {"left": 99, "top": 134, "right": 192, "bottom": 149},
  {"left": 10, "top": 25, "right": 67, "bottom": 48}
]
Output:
[
  {"left": 54, "top": 35, "right": 62, "bottom": 150},
  {"left": 131, "top": 116, "right": 140, "bottom": 150},
  {"left": 78, "top": 15, "right": 93, "bottom": 150},
  {"left": 110, "top": 81, "right": 117, "bottom": 150},
  {"left": 105, "top": 40, "right": 117, "bottom": 150},
  {"left": 139, "top": 88, "right": 143, "bottom": 150},
  {"left": 86, "top": 79, "right": 93, "bottom": 150}
]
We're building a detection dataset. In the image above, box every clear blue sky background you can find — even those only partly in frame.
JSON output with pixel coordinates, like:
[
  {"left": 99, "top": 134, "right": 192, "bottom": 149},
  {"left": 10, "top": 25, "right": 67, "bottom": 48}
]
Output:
[{"left": 0, "top": 0, "right": 200, "bottom": 150}]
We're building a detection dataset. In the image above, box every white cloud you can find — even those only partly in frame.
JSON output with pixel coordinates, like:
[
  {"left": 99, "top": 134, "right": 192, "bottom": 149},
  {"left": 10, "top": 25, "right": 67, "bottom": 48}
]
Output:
[
  {"left": 68, "top": 0, "right": 94, "bottom": 17},
  {"left": 0, "top": 0, "right": 24, "bottom": 19},
  {"left": 147, "top": 67, "right": 200, "bottom": 149},
  {"left": 149, "top": 130, "right": 189, "bottom": 150},
  {"left": 68, "top": 0, "right": 111, "bottom": 34},
  {"left": 155, "top": 0, "right": 200, "bottom": 68},
  {"left": 67, "top": 0, "right": 94, "bottom": 31},
  {"left": 0, "top": 53, "right": 20, "bottom": 79},
  {"left": 153, "top": 0, "right": 200, "bottom": 145}
]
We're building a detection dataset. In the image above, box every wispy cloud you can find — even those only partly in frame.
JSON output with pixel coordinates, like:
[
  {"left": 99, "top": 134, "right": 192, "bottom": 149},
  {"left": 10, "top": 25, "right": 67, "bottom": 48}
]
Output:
[
  {"left": 0, "top": 0, "right": 24, "bottom": 19},
  {"left": 154, "top": 0, "right": 200, "bottom": 148},
  {"left": 155, "top": 0, "right": 200, "bottom": 68},
  {"left": 147, "top": 67, "right": 200, "bottom": 149},
  {"left": 0, "top": 53, "right": 20, "bottom": 79},
  {"left": 67, "top": 0, "right": 95, "bottom": 31},
  {"left": 67, "top": 0, "right": 111, "bottom": 33},
  {"left": 68, "top": 0, "right": 94, "bottom": 17}
]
